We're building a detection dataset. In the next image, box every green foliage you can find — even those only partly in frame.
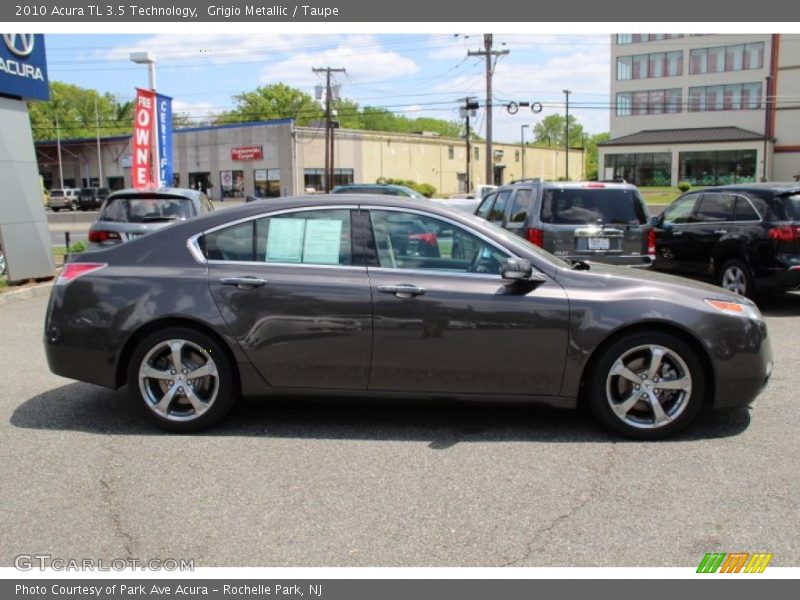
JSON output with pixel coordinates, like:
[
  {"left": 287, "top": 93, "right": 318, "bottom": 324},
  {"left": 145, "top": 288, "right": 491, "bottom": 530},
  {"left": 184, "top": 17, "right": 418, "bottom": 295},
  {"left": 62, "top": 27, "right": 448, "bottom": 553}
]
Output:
[
  {"left": 216, "top": 83, "right": 324, "bottom": 126},
  {"left": 69, "top": 240, "right": 87, "bottom": 253},
  {"left": 583, "top": 132, "right": 610, "bottom": 180},
  {"left": 678, "top": 181, "right": 692, "bottom": 192},
  {"left": 533, "top": 114, "right": 585, "bottom": 149},
  {"left": 27, "top": 81, "right": 134, "bottom": 141},
  {"left": 376, "top": 177, "right": 437, "bottom": 198}
]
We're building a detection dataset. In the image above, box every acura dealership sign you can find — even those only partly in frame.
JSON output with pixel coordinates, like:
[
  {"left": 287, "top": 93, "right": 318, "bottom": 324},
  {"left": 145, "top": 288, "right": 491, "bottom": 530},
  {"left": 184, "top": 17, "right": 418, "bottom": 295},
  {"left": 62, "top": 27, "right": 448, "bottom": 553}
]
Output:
[{"left": 0, "top": 33, "right": 49, "bottom": 100}]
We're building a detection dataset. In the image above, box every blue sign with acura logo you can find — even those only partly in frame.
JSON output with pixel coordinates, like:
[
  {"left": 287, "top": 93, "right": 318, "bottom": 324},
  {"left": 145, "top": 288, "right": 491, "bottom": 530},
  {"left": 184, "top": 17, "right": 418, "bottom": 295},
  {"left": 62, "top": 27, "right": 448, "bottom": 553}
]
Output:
[{"left": 0, "top": 34, "right": 49, "bottom": 101}]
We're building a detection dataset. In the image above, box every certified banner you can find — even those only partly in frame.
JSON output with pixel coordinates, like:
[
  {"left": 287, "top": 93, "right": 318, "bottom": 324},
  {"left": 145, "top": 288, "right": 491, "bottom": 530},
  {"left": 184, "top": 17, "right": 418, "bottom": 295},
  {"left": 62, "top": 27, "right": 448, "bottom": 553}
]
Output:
[
  {"left": 156, "top": 93, "right": 173, "bottom": 188},
  {"left": 132, "top": 88, "right": 155, "bottom": 189}
]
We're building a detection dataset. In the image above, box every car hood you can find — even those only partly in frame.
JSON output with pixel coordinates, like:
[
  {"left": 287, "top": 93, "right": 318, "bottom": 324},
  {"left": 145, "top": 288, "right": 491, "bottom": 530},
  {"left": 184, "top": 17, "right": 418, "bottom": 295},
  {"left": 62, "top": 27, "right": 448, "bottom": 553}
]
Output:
[{"left": 559, "top": 262, "right": 754, "bottom": 305}]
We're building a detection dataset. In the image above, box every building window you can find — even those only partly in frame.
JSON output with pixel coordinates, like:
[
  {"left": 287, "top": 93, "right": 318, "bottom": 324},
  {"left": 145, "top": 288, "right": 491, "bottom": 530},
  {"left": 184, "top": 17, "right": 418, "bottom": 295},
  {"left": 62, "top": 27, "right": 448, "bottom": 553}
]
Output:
[
  {"left": 220, "top": 170, "right": 245, "bottom": 198},
  {"left": 617, "top": 56, "right": 632, "bottom": 80},
  {"left": 666, "top": 88, "right": 682, "bottom": 113},
  {"left": 688, "top": 83, "right": 762, "bottom": 112},
  {"left": 332, "top": 168, "right": 354, "bottom": 187},
  {"left": 474, "top": 147, "right": 480, "bottom": 160},
  {"left": 632, "top": 54, "right": 648, "bottom": 79},
  {"left": 679, "top": 150, "right": 757, "bottom": 185},
  {"left": 617, "top": 34, "right": 633, "bottom": 45},
  {"left": 254, "top": 169, "right": 281, "bottom": 198},
  {"left": 690, "top": 42, "right": 764, "bottom": 74},
  {"left": 616, "top": 92, "right": 632, "bottom": 116},
  {"left": 514, "top": 150, "right": 520, "bottom": 162},
  {"left": 649, "top": 52, "right": 665, "bottom": 78},
  {"left": 107, "top": 176, "right": 124, "bottom": 191},
  {"left": 448, "top": 145, "right": 454, "bottom": 160},
  {"left": 618, "top": 51, "right": 683, "bottom": 80},
  {"left": 304, "top": 168, "right": 326, "bottom": 192},
  {"left": 666, "top": 51, "right": 683, "bottom": 76},
  {"left": 648, "top": 89, "right": 666, "bottom": 114},
  {"left": 604, "top": 152, "right": 672, "bottom": 186}
]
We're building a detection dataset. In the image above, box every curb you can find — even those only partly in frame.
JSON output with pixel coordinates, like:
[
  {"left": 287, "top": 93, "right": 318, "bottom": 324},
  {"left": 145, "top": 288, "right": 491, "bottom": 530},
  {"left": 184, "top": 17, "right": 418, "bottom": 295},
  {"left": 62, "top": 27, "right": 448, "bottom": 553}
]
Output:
[{"left": 0, "top": 281, "right": 54, "bottom": 307}]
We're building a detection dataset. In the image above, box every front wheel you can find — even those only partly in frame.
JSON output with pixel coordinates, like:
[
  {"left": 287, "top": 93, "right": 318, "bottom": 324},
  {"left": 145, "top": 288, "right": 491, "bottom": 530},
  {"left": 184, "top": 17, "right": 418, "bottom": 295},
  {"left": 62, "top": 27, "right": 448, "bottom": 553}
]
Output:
[
  {"left": 586, "top": 332, "right": 705, "bottom": 439},
  {"left": 127, "top": 327, "right": 237, "bottom": 432},
  {"left": 71, "top": 200, "right": 79, "bottom": 211},
  {"left": 719, "top": 258, "right": 755, "bottom": 298}
]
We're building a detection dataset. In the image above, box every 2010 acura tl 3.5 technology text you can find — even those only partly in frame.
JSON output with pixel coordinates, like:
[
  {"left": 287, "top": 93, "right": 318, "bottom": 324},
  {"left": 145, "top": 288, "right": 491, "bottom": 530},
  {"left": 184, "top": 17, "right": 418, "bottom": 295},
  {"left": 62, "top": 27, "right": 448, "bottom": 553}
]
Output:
[{"left": 44, "top": 195, "right": 773, "bottom": 439}]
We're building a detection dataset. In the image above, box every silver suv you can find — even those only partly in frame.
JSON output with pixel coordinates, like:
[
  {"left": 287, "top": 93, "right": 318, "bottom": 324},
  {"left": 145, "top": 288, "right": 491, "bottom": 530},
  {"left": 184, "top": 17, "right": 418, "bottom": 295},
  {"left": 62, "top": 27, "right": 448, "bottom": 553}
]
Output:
[
  {"left": 48, "top": 188, "right": 80, "bottom": 212},
  {"left": 475, "top": 180, "right": 654, "bottom": 266}
]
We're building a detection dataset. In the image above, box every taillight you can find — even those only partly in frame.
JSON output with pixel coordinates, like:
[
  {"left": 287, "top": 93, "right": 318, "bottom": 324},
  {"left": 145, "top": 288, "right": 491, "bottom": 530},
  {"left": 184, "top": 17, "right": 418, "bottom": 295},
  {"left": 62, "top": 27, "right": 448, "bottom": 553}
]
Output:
[
  {"left": 768, "top": 226, "right": 800, "bottom": 241},
  {"left": 88, "top": 229, "right": 122, "bottom": 244},
  {"left": 57, "top": 263, "right": 106, "bottom": 285},
  {"left": 526, "top": 227, "right": 544, "bottom": 247},
  {"left": 408, "top": 232, "right": 438, "bottom": 246},
  {"left": 648, "top": 229, "right": 656, "bottom": 256}
]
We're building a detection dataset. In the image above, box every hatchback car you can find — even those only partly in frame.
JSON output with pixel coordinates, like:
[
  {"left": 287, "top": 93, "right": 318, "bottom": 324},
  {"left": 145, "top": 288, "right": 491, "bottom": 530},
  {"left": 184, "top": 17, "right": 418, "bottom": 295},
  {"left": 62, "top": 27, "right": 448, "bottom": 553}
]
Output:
[
  {"left": 331, "top": 183, "right": 425, "bottom": 198},
  {"left": 474, "top": 180, "right": 654, "bottom": 266},
  {"left": 45, "top": 195, "right": 772, "bottom": 439},
  {"left": 48, "top": 188, "right": 80, "bottom": 212},
  {"left": 88, "top": 188, "right": 214, "bottom": 247},
  {"left": 652, "top": 183, "right": 800, "bottom": 297}
]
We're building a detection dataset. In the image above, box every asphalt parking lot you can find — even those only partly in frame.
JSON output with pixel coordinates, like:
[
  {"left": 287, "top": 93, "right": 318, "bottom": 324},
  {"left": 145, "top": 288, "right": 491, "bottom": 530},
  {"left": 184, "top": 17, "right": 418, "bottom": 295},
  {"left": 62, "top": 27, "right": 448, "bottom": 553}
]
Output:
[{"left": 1, "top": 293, "right": 798, "bottom": 567}]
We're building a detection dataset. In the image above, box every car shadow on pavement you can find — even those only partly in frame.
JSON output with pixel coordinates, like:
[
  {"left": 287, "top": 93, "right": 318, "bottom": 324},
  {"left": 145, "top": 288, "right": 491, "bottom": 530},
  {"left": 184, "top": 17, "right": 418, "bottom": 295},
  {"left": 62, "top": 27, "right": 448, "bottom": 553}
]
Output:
[
  {"left": 11, "top": 382, "right": 751, "bottom": 445},
  {"left": 757, "top": 291, "right": 800, "bottom": 318}
]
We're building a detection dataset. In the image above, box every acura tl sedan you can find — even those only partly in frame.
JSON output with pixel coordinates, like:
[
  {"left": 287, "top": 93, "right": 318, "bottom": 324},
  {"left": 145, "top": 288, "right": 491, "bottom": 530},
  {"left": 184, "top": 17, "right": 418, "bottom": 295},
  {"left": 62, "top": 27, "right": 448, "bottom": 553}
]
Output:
[{"left": 44, "top": 195, "right": 773, "bottom": 439}]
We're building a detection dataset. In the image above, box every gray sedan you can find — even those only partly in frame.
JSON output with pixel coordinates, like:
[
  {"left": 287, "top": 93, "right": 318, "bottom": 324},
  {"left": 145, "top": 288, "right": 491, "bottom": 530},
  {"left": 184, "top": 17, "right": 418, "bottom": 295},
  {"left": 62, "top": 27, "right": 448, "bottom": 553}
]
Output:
[{"left": 45, "top": 195, "right": 772, "bottom": 439}]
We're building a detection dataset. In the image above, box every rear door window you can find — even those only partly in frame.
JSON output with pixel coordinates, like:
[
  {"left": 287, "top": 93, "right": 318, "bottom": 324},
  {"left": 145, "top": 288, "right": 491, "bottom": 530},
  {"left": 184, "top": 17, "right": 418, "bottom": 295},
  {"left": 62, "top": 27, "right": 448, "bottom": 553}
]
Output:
[
  {"left": 508, "top": 189, "right": 535, "bottom": 228},
  {"left": 733, "top": 196, "right": 760, "bottom": 221},
  {"left": 695, "top": 193, "right": 735, "bottom": 222},
  {"left": 488, "top": 190, "right": 512, "bottom": 224},
  {"left": 540, "top": 188, "right": 647, "bottom": 225}
]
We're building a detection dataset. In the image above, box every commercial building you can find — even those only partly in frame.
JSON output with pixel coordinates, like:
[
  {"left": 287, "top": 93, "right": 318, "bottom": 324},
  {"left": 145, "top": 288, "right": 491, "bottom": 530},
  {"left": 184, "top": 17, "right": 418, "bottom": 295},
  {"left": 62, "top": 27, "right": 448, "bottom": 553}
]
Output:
[
  {"left": 34, "top": 120, "right": 584, "bottom": 198},
  {"left": 599, "top": 33, "right": 800, "bottom": 186}
]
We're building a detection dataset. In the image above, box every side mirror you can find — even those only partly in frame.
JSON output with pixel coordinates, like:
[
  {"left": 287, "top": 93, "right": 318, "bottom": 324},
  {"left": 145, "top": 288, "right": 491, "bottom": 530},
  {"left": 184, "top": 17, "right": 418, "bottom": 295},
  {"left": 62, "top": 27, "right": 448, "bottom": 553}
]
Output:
[
  {"left": 650, "top": 215, "right": 661, "bottom": 227},
  {"left": 501, "top": 257, "right": 538, "bottom": 281}
]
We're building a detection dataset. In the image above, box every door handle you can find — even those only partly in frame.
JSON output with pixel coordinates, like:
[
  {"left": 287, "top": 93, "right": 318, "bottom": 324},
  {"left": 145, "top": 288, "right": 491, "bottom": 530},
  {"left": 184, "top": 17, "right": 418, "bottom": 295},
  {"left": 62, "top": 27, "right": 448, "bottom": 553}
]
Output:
[
  {"left": 673, "top": 230, "right": 684, "bottom": 236},
  {"left": 377, "top": 284, "right": 426, "bottom": 298},
  {"left": 219, "top": 276, "right": 267, "bottom": 289},
  {"left": 714, "top": 229, "right": 728, "bottom": 235}
]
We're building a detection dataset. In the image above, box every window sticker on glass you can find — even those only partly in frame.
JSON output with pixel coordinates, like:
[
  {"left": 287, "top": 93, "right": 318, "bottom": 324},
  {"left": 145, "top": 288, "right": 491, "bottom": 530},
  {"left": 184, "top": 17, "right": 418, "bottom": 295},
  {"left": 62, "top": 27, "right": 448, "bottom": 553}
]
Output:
[
  {"left": 266, "top": 218, "right": 305, "bottom": 263},
  {"left": 303, "top": 219, "right": 343, "bottom": 265}
]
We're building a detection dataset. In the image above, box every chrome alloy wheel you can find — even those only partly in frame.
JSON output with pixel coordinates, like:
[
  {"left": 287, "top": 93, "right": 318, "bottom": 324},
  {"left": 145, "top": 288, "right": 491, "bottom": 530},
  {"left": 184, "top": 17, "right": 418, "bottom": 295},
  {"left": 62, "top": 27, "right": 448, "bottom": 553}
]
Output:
[
  {"left": 605, "top": 344, "right": 692, "bottom": 430},
  {"left": 138, "top": 338, "right": 219, "bottom": 422},
  {"left": 721, "top": 265, "right": 748, "bottom": 296}
]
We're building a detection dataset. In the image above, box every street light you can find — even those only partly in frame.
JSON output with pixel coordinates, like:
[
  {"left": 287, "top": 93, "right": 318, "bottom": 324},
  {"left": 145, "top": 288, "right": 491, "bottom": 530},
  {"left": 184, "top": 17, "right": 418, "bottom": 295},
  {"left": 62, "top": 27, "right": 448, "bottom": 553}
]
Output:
[
  {"left": 129, "top": 51, "right": 160, "bottom": 187},
  {"left": 520, "top": 124, "right": 529, "bottom": 180}
]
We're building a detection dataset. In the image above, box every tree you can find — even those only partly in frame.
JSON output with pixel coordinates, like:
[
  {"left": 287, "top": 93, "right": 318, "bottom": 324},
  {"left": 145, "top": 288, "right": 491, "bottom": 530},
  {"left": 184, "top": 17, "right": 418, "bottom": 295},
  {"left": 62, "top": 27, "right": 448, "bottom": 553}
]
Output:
[
  {"left": 27, "top": 81, "right": 133, "bottom": 141},
  {"left": 532, "top": 114, "right": 585, "bottom": 149},
  {"left": 216, "top": 83, "right": 324, "bottom": 126},
  {"left": 584, "top": 132, "right": 610, "bottom": 180}
]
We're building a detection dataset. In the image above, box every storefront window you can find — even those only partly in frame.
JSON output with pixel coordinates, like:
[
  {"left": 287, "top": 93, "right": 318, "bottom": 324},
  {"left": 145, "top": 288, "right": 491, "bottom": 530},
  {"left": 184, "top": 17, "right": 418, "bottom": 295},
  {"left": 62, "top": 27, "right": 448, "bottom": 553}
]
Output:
[
  {"left": 220, "top": 170, "right": 245, "bottom": 198},
  {"left": 604, "top": 153, "right": 672, "bottom": 186},
  {"left": 254, "top": 169, "right": 281, "bottom": 198},
  {"left": 679, "top": 150, "right": 757, "bottom": 186}
]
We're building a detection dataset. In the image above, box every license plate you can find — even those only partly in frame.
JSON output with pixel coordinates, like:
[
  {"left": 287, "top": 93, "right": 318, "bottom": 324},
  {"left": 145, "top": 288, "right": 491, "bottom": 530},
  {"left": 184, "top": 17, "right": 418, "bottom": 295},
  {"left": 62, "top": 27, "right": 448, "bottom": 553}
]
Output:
[
  {"left": 127, "top": 232, "right": 144, "bottom": 240},
  {"left": 587, "top": 237, "right": 610, "bottom": 250}
]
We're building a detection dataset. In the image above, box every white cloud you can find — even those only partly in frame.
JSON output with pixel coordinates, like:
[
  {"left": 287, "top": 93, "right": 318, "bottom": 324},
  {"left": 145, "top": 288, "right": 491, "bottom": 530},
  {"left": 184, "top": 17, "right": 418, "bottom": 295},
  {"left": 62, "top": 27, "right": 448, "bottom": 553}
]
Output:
[
  {"left": 172, "top": 99, "right": 217, "bottom": 121},
  {"left": 405, "top": 104, "right": 423, "bottom": 112}
]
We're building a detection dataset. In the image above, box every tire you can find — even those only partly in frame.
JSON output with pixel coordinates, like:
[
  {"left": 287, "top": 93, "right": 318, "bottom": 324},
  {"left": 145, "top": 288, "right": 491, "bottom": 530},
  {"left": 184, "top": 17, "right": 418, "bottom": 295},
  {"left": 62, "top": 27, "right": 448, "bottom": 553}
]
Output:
[
  {"left": 71, "top": 201, "right": 79, "bottom": 211},
  {"left": 127, "top": 327, "right": 237, "bottom": 432},
  {"left": 52, "top": 207, "right": 60, "bottom": 212},
  {"left": 586, "top": 331, "right": 705, "bottom": 440},
  {"left": 718, "top": 258, "right": 755, "bottom": 298}
]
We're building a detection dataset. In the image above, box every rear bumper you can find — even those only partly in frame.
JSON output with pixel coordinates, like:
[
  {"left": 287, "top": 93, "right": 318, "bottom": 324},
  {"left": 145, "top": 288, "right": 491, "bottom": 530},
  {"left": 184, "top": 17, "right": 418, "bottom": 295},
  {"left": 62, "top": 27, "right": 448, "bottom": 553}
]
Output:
[{"left": 755, "top": 260, "right": 800, "bottom": 291}]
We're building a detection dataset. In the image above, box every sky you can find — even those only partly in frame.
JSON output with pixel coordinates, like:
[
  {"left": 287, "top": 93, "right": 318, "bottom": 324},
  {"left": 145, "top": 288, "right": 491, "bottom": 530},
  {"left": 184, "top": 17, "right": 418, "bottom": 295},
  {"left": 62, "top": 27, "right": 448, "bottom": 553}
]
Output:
[{"left": 43, "top": 33, "right": 612, "bottom": 142}]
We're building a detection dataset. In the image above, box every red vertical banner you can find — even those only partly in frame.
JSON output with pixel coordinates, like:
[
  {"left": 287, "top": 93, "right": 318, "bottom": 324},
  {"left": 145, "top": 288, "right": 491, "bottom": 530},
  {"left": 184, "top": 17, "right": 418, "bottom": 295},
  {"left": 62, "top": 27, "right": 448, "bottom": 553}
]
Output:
[{"left": 132, "top": 88, "right": 155, "bottom": 189}]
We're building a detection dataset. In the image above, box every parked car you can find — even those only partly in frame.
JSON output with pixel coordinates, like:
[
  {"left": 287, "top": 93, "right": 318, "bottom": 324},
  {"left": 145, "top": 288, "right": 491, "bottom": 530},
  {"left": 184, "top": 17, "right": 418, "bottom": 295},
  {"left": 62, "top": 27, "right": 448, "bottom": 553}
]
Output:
[
  {"left": 75, "top": 187, "right": 110, "bottom": 211},
  {"left": 652, "top": 183, "right": 800, "bottom": 298},
  {"left": 45, "top": 195, "right": 771, "bottom": 439},
  {"left": 474, "top": 180, "right": 654, "bottom": 266},
  {"left": 331, "top": 183, "right": 425, "bottom": 198},
  {"left": 0, "top": 244, "right": 5, "bottom": 276},
  {"left": 432, "top": 193, "right": 481, "bottom": 214},
  {"left": 87, "top": 188, "right": 214, "bottom": 248},
  {"left": 48, "top": 188, "right": 80, "bottom": 212}
]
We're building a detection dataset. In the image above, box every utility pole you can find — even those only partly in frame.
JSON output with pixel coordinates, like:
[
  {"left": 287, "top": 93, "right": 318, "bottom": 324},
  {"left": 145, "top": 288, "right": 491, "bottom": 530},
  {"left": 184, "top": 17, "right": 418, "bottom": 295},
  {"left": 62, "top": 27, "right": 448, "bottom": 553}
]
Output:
[
  {"left": 563, "top": 89, "right": 571, "bottom": 180},
  {"left": 56, "top": 113, "right": 64, "bottom": 189},
  {"left": 460, "top": 97, "right": 478, "bottom": 193},
  {"left": 521, "top": 124, "right": 529, "bottom": 180},
  {"left": 469, "top": 35, "right": 509, "bottom": 187},
  {"left": 95, "top": 98, "right": 103, "bottom": 187},
  {"left": 313, "top": 66, "right": 346, "bottom": 192}
]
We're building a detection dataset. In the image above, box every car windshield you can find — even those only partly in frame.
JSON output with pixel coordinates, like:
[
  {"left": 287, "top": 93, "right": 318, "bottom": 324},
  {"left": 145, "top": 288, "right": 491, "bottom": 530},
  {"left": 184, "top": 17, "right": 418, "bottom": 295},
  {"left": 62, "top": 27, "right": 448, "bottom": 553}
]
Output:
[
  {"left": 99, "top": 196, "right": 193, "bottom": 223},
  {"left": 540, "top": 188, "right": 647, "bottom": 225}
]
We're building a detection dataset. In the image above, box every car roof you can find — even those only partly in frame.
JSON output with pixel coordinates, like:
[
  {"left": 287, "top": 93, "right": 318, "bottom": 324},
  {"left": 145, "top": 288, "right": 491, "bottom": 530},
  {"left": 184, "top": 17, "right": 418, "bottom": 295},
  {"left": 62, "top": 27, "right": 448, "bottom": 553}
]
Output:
[
  {"left": 492, "top": 180, "right": 639, "bottom": 193},
  {"left": 694, "top": 183, "right": 800, "bottom": 193},
  {"left": 106, "top": 187, "right": 204, "bottom": 200}
]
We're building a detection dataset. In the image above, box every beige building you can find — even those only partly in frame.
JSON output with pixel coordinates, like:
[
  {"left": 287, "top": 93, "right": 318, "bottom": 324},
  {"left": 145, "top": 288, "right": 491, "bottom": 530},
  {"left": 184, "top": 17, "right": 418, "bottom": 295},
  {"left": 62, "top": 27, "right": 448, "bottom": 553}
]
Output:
[
  {"left": 599, "top": 33, "right": 800, "bottom": 186},
  {"left": 35, "top": 119, "right": 583, "bottom": 199}
]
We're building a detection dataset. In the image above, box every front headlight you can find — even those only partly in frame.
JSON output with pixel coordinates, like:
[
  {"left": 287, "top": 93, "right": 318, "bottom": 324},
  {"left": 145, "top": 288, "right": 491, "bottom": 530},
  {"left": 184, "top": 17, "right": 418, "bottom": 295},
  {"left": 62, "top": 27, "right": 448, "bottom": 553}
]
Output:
[{"left": 704, "top": 299, "right": 763, "bottom": 320}]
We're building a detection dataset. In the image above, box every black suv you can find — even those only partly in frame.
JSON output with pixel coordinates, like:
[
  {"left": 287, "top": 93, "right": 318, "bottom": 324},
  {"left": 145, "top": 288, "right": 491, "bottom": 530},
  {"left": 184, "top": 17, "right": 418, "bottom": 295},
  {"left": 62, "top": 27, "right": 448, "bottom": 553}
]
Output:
[
  {"left": 652, "top": 183, "right": 800, "bottom": 297},
  {"left": 474, "top": 179, "right": 654, "bottom": 266},
  {"left": 76, "top": 187, "right": 110, "bottom": 211}
]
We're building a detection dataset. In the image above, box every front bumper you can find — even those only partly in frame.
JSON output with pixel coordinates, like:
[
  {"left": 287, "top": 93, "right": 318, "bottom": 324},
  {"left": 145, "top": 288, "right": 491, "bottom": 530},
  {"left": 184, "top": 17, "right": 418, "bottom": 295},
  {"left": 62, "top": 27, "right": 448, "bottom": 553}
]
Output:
[{"left": 710, "top": 317, "right": 772, "bottom": 408}]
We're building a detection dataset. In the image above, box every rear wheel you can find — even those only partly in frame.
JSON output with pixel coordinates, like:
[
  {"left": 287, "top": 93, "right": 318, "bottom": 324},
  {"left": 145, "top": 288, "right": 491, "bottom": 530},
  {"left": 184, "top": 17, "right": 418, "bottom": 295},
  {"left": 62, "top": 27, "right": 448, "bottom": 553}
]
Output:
[
  {"left": 51, "top": 207, "right": 60, "bottom": 212},
  {"left": 719, "top": 258, "right": 755, "bottom": 298},
  {"left": 587, "top": 331, "right": 705, "bottom": 439},
  {"left": 127, "top": 327, "right": 236, "bottom": 432},
  {"left": 71, "top": 200, "right": 79, "bottom": 211}
]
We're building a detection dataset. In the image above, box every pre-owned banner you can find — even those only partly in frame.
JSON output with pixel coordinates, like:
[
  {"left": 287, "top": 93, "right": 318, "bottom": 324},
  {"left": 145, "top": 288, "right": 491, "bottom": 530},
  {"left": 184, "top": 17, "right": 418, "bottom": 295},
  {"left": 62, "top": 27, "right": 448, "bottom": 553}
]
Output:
[
  {"left": 132, "top": 88, "right": 155, "bottom": 189},
  {"left": 156, "top": 93, "right": 173, "bottom": 188}
]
